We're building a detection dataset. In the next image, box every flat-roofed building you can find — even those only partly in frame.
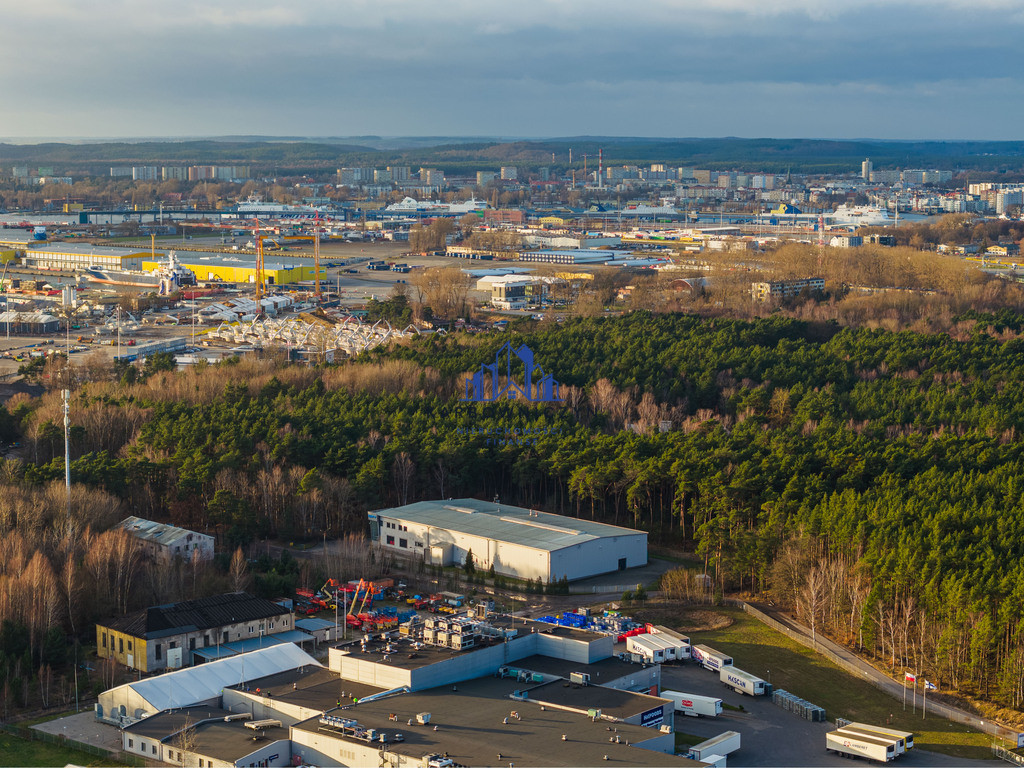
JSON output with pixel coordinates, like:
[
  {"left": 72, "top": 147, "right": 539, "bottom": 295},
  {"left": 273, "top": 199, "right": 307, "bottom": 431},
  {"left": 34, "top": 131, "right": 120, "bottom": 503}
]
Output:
[
  {"left": 752, "top": 277, "right": 825, "bottom": 301},
  {"left": 96, "top": 592, "right": 296, "bottom": 674},
  {"left": 116, "top": 516, "right": 214, "bottom": 561},
  {"left": 369, "top": 498, "right": 647, "bottom": 582}
]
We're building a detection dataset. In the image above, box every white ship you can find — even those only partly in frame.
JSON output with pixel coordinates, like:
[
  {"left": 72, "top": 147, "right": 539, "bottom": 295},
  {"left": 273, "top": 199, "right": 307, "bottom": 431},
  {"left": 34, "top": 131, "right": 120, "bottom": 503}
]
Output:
[
  {"left": 384, "top": 197, "right": 489, "bottom": 214},
  {"left": 829, "top": 204, "right": 893, "bottom": 227},
  {"left": 235, "top": 195, "right": 319, "bottom": 217},
  {"left": 618, "top": 203, "right": 679, "bottom": 216},
  {"left": 85, "top": 251, "right": 196, "bottom": 294}
]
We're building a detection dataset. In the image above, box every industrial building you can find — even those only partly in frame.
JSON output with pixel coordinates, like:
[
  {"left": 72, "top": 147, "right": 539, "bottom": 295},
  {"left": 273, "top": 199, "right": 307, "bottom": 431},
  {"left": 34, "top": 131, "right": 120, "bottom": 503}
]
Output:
[
  {"left": 751, "top": 277, "right": 825, "bottom": 302},
  {"left": 368, "top": 498, "right": 648, "bottom": 582},
  {"left": 97, "top": 643, "right": 319, "bottom": 725},
  {"left": 96, "top": 605, "right": 701, "bottom": 767},
  {"left": 21, "top": 243, "right": 150, "bottom": 271},
  {"left": 116, "top": 516, "right": 214, "bottom": 561},
  {"left": 96, "top": 591, "right": 296, "bottom": 674},
  {"left": 142, "top": 253, "right": 323, "bottom": 285}
]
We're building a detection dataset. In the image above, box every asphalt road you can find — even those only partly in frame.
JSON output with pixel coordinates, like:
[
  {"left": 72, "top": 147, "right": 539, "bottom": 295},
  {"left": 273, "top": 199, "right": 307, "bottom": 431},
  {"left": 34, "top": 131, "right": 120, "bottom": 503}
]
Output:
[{"left": 659, "top": 664, "right": 991, "bottom": 767}]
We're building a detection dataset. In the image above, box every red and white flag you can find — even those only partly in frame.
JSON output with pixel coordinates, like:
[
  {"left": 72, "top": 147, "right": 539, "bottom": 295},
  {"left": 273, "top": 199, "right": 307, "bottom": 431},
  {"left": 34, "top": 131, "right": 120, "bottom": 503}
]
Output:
[{"left": 905, "top": 672, "right": 917, "bottom": 683}]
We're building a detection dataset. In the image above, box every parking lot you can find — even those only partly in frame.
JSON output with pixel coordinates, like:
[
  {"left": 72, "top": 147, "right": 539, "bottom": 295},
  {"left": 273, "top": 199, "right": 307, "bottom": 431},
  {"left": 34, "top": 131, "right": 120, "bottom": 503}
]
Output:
[{"left": 659, "top": 663, "right": 991, "bottom": 767}]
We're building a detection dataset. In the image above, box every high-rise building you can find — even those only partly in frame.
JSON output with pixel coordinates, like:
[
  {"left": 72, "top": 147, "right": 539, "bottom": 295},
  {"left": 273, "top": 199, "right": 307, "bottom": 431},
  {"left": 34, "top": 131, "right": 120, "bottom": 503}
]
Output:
[
  {"left": 477, "top": 171, "right": 497, "bottom": 186},
  {"left": 162, "top": 167, "right": 187, "bottom": 181},
  {"left": 388, "top": 166, "right": 411, "bottom": 182},
  {"left": 500, "top": 166, "right": 518, "bottom": 181},
  {"left": 861, "top": 158, "right": 873, "bottom": 181},
  {"left": 132, "top": 166, "right": 159, "bottom": 181},
  {"left": 419, "top": 168, "right": 445, "bottom": 186}
]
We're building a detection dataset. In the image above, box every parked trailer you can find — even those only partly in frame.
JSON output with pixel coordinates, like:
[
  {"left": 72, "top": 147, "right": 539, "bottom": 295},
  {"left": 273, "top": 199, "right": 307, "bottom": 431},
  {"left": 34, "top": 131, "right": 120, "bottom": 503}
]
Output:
[
  {"left": 845, "top": 723, "right": 913, "bottom": 753},
  {"left": 691, "top": 644, "right": 733, "bottom": 672},
  {"left": 626, "top": 634, "right": 667, "bottom": 664},
  {"left": 720, "top": 666, "right": 767, "bottom": 696},
  {"left": 661, "top": 690, "right": 722, "bottom": 717},
  {"left": 649, "top": 625, "right": 691, "bottom": 660},
  {"left": 688, "top": 731, "right": 741, "bottom": 761},
  {"left": 826, "top": 727, "right": 898, "bottom": 763}
]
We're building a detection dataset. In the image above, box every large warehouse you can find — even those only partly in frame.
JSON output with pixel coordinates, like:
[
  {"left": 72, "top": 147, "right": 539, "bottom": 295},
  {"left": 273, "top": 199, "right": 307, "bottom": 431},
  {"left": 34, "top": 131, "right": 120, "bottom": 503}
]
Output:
[{"left": 368, "top": 498, "right": 647, "bottom": 581}]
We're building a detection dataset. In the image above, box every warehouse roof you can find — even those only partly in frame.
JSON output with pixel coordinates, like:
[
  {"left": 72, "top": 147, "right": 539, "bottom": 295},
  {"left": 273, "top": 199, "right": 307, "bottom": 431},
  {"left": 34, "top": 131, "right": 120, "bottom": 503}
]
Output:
[
  {"left": 374, "top": 498, "right": 646, "bottom": 552},
  {"left": 104, "top": 591, "right": 290, "bottom": 638},
  {"left": 293, "top": 676, "right": 696, "bottom": 767},
  {"left": 25, "top": 243, "right": 151, "bottom": 258},
  {"left": 119, "top": 644, "right": 321, "bottom": 713},
  {"left": 117, "top": 516, "right": 207, "bottom": 548}
]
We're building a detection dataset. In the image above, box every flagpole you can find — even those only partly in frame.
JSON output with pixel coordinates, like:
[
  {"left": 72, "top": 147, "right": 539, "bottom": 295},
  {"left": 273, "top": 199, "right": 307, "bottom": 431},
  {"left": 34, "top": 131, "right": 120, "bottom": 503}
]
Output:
[
  {"left": 903, "top": 673, "right": 907, "bottom": 711},
  {"left": 912, "top": 675, "right": 917, "bottom": 714},
  {"left": 923, "top": 680, "right": 927, "bottom": 719}
]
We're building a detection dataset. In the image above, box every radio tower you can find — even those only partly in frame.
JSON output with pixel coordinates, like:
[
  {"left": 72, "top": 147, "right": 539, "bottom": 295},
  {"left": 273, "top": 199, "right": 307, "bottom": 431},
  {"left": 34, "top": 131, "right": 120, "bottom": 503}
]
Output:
[
  {"left": 598, "top": 148, "right": 603, "bottom": 189},
  {"left": 817, "top": 214, "right": 826, "bottom": 267}
]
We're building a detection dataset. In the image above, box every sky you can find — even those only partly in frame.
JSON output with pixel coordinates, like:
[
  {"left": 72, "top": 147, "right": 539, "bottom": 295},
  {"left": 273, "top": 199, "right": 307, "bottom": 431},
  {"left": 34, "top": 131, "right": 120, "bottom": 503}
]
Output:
[{"left": 1, "top": 0, "right": 1022, "bottom": 141}]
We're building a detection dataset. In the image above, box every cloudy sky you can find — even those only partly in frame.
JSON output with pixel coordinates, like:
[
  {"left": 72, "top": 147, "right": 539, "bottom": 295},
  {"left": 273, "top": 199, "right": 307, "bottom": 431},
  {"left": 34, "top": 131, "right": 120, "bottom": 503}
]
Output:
[{"left": 1, "top": 0, "right": 1021, "bottom": 140}]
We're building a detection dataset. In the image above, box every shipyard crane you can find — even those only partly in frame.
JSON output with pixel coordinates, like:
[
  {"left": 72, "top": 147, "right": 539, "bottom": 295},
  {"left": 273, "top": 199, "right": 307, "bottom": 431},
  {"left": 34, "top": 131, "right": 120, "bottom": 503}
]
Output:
[{"left": 313, "top": 211, "right": 322, "bottom": 305}]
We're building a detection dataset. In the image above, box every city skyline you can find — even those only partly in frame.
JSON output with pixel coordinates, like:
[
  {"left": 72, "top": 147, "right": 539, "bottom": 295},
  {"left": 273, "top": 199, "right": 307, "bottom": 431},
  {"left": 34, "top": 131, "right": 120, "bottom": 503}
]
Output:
[{"left": 2, "top": 0, "right": 1021, "bottom": 140}]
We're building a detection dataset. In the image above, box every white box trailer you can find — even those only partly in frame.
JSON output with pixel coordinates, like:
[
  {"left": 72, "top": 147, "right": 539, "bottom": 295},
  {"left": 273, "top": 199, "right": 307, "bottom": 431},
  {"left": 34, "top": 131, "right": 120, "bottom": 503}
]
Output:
[
  {"left": 699, "top": 755, "right": 726, "bottom": 768},
  {"left": 826, "top": 727, "right": 898, "bottom": 762},
  {"left": 846, "top": 723, "right": 913, "bottom": 753},
  {"left": 641, "top": 632, "right": 679, "bottom": 661},
  {"left": 689, "top": 731, "right": 741, "bottom": 761},
  {"left": 626, "top": 635, "right": 667, "bottom": 664},
  {"left": 643, "top": 626, "right": 692, "bottom": 663},
  {"left": 691, "top": 644, "right": 733, "bottom": 672},
  {"left": 720, "top": 666, "right": 767, "bottom": 696},
  {"left": 661, "top": 690, "right": 722, "bottom": 717}
]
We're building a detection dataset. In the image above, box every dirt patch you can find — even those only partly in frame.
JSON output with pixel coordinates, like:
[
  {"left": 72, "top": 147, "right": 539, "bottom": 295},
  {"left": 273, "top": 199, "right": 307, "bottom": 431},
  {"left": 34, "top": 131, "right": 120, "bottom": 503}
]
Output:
[{"left": 630, "top": 602, "right": 734, "bottom": 632}]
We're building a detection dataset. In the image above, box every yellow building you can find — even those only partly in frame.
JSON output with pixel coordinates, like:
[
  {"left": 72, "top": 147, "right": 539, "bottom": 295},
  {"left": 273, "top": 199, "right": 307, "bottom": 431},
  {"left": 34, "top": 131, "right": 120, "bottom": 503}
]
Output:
[
  {"left": 142, "top": 256, "right": 324, "bottom": 285},
  {"left": 96, "top": 592, "right": 295, "bottom": 673}
]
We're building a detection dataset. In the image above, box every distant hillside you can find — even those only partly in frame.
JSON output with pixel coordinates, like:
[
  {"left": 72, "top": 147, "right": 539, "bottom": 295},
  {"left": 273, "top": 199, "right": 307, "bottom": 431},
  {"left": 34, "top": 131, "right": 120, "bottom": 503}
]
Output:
[{"left": 3, "top": 136, "right": 1024, "bottom": 175}]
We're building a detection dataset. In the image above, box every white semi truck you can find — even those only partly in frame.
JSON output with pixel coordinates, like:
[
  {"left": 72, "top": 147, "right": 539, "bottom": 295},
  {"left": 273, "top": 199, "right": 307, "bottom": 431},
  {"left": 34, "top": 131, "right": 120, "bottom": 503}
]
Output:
[
  {"left": 661, "top": 690, "right": 722, "bottom": 717},
  {"left": 720, "top": 666, "right": 768, "bottom": 696},
  {"left": 691, "top": 644, "right": 733, "bottom": 672},
  {"left": 826, "top": 726, "right": 900, "bottom": 762}
]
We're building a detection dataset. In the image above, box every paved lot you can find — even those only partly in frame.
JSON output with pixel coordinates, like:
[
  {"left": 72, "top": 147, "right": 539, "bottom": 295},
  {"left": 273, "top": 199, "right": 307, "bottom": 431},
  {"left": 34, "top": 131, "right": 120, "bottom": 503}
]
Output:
[
  {"left": 660, "top": 664, "right": 991, "bottom": 767},
  {"left": 32, "top": 710, "right": 123, "bottom": 754}
]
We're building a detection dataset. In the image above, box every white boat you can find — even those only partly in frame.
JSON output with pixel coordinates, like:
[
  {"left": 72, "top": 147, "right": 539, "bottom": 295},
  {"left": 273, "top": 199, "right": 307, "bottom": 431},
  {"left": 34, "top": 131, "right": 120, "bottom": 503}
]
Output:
[
  {"left": 235, "top": 195, "right": 319, "bottom": 217},
  {"left": 85, "top": 251, "right": 196, "bottom": 293},
  {"left": 385, "top": 197, "right": 489, "bottom": 214},
  {"left": 829, "top": 204, "right": 892, "bottom": 227}
]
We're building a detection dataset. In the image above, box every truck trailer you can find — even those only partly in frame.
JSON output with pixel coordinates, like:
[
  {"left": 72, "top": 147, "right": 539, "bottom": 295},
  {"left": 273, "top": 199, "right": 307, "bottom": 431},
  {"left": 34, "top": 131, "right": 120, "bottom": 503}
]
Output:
[
  {"left": 826, "top": 727, "right": 899, "bottom": 762},
  {"left": 661, "top": 690, "right": 722, "bottom": 717},
  {"left": 691, "top": 644, "right": 733, "bottom": 672},
  {"left": 845, "top": 723, "right": 914, "bottom": 753},
  {"left": 720, "top": 666, "right": 768, "bottom": 696},
  {"left": 688, "top": 731, "right": 741, "bottom": 761}
]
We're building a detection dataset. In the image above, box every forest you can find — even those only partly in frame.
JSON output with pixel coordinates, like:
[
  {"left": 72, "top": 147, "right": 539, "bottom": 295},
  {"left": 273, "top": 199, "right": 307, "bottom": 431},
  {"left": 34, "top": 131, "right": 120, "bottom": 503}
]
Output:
[{"left": 2, "top": 311, "right": 1024, "bottom": 718}]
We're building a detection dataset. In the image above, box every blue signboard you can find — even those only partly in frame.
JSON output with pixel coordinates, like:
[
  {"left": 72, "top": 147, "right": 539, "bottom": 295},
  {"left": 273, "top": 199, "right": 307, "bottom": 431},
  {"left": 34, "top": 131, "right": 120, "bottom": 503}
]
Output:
[{"left": 640, "top": 706, "right": 664, "bottom": 728}]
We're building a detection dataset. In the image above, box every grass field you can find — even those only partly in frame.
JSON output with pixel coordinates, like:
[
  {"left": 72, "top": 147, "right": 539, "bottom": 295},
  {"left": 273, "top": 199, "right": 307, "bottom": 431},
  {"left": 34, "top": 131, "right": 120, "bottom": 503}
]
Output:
[
  {"left": 673, "top": 606, "right": 995, "bottom": 761},
  {"left": 0, "top": 733, "right": 123, "bottom": 767}
]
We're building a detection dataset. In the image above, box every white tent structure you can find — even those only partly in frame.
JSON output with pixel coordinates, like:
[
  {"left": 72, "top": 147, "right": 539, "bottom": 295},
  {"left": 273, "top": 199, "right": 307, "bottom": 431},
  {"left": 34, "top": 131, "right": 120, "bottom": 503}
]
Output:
[{"left": 97, "top": 643, "right": 320, "bottom": 725}]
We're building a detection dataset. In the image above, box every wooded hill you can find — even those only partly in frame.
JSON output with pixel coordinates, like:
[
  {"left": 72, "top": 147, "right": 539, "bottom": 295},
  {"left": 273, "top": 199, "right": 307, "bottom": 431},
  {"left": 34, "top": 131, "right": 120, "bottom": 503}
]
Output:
[{"left": 5, "top": 311, "right": 1024, "bottom": 714}]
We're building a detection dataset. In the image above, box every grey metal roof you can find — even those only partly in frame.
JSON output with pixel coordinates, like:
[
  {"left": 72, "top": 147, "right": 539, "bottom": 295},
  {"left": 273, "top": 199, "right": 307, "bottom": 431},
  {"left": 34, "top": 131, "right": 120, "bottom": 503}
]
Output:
[
  {"left": 117, "top": 516, "right": 204, "bottom": 547},
  {"left": 375, "top": 498, "right": 646, "bottom": 552}
]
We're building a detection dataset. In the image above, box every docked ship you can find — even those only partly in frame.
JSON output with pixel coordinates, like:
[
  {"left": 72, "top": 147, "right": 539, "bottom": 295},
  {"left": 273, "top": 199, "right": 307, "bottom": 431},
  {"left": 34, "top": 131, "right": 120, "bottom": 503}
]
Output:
[
  {"left": 829, "top": 204, "right": 893, "bottom": 227},
  {"left": 235, "top": 195, "right": 320, "bottom": 218},
  {"left": 85, "top": 252, "right": 197, "bottom": 293},
  {"left": 385, "top": 197, "right": 489, "bottom": 214}
]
